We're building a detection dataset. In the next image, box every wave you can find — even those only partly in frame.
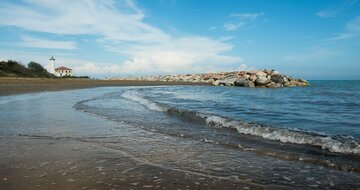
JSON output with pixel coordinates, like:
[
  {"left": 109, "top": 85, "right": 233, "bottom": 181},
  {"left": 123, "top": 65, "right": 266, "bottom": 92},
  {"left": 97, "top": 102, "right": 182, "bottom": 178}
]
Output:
[
  {"left": 0, "top": 92, "right": 49, "bottom": 105},
  {"left": 122, "top": 90, "right": 168, "bottom": 112},
  {"left": 121, "top": 90, "right": 360, "bottom": 155}
]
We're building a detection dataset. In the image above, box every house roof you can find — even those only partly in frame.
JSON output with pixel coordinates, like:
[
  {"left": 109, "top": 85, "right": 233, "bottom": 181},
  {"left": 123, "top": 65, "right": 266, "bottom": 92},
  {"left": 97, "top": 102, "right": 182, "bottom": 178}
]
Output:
[{"left": 55, "top": 66, "right": 72, "bottom": 71}]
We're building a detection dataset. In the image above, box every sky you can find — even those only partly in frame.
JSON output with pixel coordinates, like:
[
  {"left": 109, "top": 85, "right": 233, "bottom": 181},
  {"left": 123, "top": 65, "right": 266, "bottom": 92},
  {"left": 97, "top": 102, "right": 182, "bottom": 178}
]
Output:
[{"left": 0, "top": 0, "right": 359, "bottom": 79}]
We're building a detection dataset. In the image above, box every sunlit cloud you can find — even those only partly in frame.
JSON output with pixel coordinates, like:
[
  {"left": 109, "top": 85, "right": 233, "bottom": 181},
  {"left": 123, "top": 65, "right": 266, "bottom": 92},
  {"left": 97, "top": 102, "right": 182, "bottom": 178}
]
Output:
[{"left": 0, "top": 0, "right": 243, "bottom": 75}]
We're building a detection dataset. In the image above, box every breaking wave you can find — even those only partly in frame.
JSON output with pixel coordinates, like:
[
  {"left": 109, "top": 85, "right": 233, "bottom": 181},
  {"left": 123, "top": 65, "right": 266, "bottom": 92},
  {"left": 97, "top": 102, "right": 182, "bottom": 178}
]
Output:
[{"left": 121, "top": 90, "right": 360, "bottom": 155}]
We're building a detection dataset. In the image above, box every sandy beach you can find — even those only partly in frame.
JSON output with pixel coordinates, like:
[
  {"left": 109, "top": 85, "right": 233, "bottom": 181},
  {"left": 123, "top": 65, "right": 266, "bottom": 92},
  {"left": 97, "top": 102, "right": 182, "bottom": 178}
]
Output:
[
  {"left": 1, "top": 135, "right": 261, "bottom": 190},
  {"left": 1, "top": 80, "right": 360, "bottom": 190},
  {"left": 0, "top": 78, "right": 206, "bottom": 96},
  {"left": 0, "top": 84, "right": 263, "bottom": 190}
]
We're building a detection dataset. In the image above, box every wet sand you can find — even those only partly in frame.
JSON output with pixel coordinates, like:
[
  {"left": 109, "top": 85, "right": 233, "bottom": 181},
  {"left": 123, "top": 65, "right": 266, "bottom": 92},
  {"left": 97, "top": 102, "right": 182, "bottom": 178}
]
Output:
[
  {"left": 0, "top": 136, "right": 265, "bottom": 190},
  {"left": 0, "top": 78, "right": 262, "bottom": 190},
  {"left": 0, "top": 78, "right": 206, "bottom": 96}
]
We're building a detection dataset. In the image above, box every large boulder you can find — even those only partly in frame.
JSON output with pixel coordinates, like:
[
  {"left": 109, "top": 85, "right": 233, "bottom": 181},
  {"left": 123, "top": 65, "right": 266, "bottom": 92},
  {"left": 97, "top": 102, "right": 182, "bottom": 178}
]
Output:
[
  {"left": 266, "top": 82, "right": 283, "bottom": 88},
  {"left": 247, "top": 70, "right": 261, "bottom": 75},
  {"left": 271, "top": 70, "right": 280, "bottom": 75},
  {"left": 271, "top": 74, "right": 285, "bottom": 84},
  {"left": 255, "top": 76, "right": 271, "bottom": 85},
  {"left": 234, "top": 78, "right": 255, "bottom": 87},
  {"left": 264, "top": 69, "right": 272, "bottom": 75},
  {"left": 218, "top": 77, "right": 237, "bottom": 86},
  {"left": 213, "top": 80, "right": 221, "bottom": 86},
  {"left": 249, "top": 75, "right": 257, "bottom": 82},
  {"left": 255, "top": 71, "right": 268, "bottom": 77}
]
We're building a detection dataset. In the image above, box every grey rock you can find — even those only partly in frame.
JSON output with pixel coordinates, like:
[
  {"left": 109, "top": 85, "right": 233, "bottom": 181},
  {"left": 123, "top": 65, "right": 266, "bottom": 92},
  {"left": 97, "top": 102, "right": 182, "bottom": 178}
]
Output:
[
  {"left": 266, "top": 82, "right": 283, "bottom": 88},
  {"left": 234, "top": 78, "right": 255, "bottom": 87},
  {"left": 271, "top": 74, "right": 285, "bottom": 84},
  {"left": 218, "top": 77, "right": 237, "bottom": 86}
]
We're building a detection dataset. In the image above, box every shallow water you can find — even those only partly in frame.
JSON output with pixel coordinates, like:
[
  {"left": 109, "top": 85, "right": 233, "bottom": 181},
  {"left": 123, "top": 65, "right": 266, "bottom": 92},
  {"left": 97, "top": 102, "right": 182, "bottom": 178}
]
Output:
[{"left": 1, "top": 82, "right": 360, "bottom": 189}]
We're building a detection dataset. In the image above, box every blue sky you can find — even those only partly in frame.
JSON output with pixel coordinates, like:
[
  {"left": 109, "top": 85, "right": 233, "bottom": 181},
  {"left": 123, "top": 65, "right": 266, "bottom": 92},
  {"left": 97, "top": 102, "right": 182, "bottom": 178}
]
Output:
[{"left": 0, "top": 0, "right": 359, "bottom": 79}]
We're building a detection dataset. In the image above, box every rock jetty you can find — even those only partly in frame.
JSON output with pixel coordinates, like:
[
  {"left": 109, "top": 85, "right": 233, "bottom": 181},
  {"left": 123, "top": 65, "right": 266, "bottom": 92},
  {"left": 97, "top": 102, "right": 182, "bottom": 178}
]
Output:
[{"left": 110, "top": 69, "right": 309, "bottom": 88}]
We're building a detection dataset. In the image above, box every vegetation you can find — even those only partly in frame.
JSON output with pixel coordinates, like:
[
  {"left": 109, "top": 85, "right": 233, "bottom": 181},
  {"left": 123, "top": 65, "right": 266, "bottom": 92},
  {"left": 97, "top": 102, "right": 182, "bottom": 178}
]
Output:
[
  {"left": 0, "top": 60, "right": 55, "bottom": 78},
  {"left": 61, "top": 75, "right": 90, "bottom": 79}
]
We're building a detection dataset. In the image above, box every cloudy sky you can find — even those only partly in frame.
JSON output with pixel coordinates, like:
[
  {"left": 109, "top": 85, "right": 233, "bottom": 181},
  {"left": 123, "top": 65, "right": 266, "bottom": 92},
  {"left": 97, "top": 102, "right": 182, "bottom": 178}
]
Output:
[{"left": 0, "top": 0, "right": 359, "bottom": 79}]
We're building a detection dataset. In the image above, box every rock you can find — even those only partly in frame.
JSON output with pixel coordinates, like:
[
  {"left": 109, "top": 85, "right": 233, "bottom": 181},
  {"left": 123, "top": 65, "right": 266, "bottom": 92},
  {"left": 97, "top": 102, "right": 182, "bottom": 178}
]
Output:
[
  {"left": 213, "top": 80, "right": 221, "bottom": 86},
  {"left": 203, "top": 76, "right": 210, "bottom": 80},
  {"left": 115, "top": 69, "right": 309, "bottom": 88},
  {"left": 211, "top": 74, "right": 223, "bottom": 80},
  {"left": 298, "top": 79, "right": 308, "bottom": 83},
  {"left": 218, "top": 78, "right": 237, "bottom": 86},
  {"left": 266, "top": 82, "right": 283, "bottom": 88},
  {"left": 239, "top": 71, "right": 247, "bottom": 76},
  {"left": 224, "top": 74, "right": 237, "bottom": 79},
  {"left": 248, "top": 81, "right": 255, "bottom": 88},
  {"left": 255, "top": 76, "right": 270, "bottom": 85},
  {"left": 206, "top": 78, "right": 214, "bottom": 84},
  {"left": 264, "top": 69, "right": 272, "bottom": 75},
  {"left": 283, "top": 77, "right": 289, "bottom": 83},
  {"left": 255, "top": 71, "right": 267, "bottom": 77},
  {"left": 247, "top": 70, "right": 261, "bottom": 75},
  {"left": 249, "top": 75, "right": 257, "bottom": 82},
  {"left": 234, "top": 78, "right": 255, "bottom": 87},
  {"left": 284, "top": 81, "right": 297, "bottom": 87},
  {"left": 235, "top": 78, "right": 249, "bottom": 86},
  {"left": 271, "top": 70, "right": 280, "bottom": 75},
  {"left": 271, "top": 74, "right": 285, "bottom": 84}
]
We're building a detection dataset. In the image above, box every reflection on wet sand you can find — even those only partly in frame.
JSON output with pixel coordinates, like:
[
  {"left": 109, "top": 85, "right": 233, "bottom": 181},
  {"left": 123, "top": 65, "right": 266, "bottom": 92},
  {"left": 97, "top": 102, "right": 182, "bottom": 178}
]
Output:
[{"left": 0, "top": 137, "right": 261, "bottom": 190}]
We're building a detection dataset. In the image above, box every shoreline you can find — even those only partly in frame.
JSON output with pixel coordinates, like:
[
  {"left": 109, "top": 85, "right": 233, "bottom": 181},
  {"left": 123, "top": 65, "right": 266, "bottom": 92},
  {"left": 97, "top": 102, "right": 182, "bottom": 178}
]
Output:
[{"left": 0, "top": 78, "right": 207, "bottom": 96}]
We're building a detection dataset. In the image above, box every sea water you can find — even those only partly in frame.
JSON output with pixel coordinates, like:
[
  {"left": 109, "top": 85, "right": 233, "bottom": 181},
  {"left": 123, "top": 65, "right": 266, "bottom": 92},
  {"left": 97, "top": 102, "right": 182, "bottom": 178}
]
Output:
[{"left": 0, "top": 81, "right": 359, "bottom": 188}]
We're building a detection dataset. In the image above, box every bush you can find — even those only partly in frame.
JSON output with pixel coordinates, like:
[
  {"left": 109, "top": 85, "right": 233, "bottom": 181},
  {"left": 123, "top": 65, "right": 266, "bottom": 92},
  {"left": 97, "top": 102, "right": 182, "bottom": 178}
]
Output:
[
  {"left": 0, "top": 60, "right": 55, "bottom": 78},
  {"left": 28, "top": 61, "right": 54, "bottom": 78}
]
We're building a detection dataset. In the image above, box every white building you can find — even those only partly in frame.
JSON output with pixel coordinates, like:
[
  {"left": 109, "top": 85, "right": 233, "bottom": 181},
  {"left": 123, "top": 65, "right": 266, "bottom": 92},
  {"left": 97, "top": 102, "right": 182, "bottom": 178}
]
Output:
[
  {"left": 55, "top": 66, "right": 72, "bottom": 77},
  {"left": 49, "top": 56, "right": 55, "bottom": 74}
]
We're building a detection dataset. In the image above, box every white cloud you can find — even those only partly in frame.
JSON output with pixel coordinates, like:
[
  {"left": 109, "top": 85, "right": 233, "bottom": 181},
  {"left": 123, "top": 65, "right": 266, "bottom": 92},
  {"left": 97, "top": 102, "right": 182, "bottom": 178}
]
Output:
[
  {"left": 317, "top": 0, "right": 358, "bottom": 18},
  {"left": 328, "top": 16, "right": 360, "bottom": 40},
  {"left": 230, "top": 12, "right": 264, "bottom": 20},
  {"left": 224, "top": 12, "right": 264, "bottom": 31},
  {"left": 0, "top": 0, "right": 243, "bottom": 75},
  {"left": 317, "top": 11, "right": 336, "bottom": 18},
  {"left": 19, "top": 36, "right": 77, "bottom": 50},
  {"left": 116, "top": 36, "right": 242, "bottom": 74},
  {"left": 224, "top": 23, "right": 245, "bottom": 31},
  {"left": 0, "top": 0, "right": 169, "bottom": 43}
]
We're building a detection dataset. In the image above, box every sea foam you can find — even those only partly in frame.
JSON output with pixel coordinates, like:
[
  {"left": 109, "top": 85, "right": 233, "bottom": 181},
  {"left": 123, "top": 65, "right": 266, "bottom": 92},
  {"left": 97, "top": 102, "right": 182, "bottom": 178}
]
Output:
[{"left": 121, "top": 90, "right": 360, "bottom": 155}]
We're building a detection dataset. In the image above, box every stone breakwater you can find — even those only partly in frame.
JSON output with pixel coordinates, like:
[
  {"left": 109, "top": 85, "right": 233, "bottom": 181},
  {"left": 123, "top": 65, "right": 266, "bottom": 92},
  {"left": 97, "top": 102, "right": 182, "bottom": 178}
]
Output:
[{"left": 110, "top": 69, "right": 309, "bottom": 88}]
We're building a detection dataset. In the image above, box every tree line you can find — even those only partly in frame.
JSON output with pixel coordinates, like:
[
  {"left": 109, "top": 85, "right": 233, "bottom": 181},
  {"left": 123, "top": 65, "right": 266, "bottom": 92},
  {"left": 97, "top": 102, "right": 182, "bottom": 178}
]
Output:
[{"left": 0, "top": 60, "right": 55, "bottom": 78}]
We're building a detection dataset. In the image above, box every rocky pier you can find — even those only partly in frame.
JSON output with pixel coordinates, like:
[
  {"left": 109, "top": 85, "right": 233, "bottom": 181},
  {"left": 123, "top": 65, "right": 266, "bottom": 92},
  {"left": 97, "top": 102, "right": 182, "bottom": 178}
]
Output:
[{"left": 110, "top": 69, "right": 309, "bottom": 88}]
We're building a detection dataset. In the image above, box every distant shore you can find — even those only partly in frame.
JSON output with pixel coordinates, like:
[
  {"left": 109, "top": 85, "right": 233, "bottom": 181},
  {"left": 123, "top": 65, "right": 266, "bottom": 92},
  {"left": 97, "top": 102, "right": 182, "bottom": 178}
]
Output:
[{"left": 0, "top": 78, "right": 207, "bottom": 96}]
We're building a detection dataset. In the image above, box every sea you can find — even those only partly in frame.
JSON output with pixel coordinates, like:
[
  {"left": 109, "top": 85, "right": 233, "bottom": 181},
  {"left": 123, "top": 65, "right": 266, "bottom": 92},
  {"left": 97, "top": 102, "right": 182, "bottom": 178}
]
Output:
[{"left": 1, "top": 80, "right": 359, "bottom": 189}]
